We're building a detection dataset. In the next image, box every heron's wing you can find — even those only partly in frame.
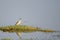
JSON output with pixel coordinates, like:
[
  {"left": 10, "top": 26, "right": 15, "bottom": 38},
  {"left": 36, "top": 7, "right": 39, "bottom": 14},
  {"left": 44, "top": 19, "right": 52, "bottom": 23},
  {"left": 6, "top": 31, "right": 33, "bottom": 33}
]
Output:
[
  {"left": 15, "top": 21, "right": 19, "bottom": 25},
  {"left": 15, "top": 18, "right": 21, "bottom": 25}
]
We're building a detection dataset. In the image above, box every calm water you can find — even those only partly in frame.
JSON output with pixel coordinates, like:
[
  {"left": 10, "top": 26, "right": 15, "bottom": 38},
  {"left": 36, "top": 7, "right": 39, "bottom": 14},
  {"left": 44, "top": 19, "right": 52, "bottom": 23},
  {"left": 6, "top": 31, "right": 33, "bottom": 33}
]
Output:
[{"left": 0, "top": 32, "right": 60, "bottom": 40}]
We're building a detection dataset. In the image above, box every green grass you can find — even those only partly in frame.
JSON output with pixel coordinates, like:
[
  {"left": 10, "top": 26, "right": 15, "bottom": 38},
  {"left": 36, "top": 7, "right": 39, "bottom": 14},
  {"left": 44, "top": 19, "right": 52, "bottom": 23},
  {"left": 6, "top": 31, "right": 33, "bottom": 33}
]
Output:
[{"left": 0, "top": 25, "right": 40, "bottom": 33}]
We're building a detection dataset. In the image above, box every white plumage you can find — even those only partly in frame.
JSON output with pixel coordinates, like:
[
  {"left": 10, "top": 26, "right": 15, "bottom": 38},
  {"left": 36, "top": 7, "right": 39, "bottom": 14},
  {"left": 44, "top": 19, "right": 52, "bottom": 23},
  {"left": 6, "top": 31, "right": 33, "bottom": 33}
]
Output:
[{"left": 15, "top": 18, "right": 21, "bottom": 25}]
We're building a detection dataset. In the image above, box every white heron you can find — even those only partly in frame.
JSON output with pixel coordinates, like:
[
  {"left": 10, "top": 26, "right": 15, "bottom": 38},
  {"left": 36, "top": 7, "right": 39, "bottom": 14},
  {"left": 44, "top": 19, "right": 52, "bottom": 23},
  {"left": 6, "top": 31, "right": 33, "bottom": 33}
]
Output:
[{"left": 15, "top": 18, "right": 22, "bottom": 25}]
